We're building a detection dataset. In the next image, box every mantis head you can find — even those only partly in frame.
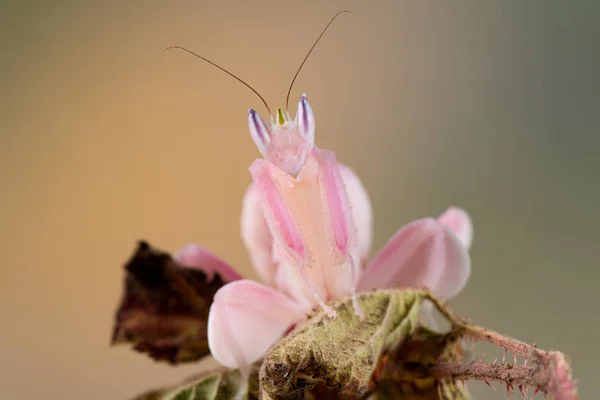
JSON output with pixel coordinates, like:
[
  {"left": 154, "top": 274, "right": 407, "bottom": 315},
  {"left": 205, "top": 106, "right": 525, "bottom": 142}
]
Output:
[{"left": 248, "top": 93, "right": 315, "bottom": 178}]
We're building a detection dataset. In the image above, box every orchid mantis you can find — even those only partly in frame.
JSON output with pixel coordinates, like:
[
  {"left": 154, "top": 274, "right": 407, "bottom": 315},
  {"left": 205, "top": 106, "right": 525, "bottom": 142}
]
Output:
[
  {"left": 171, "top": 11, "right": 472, "bottom": 377},
  {"left": 246, "top": 95, "right": 365, "bottom": 318}
]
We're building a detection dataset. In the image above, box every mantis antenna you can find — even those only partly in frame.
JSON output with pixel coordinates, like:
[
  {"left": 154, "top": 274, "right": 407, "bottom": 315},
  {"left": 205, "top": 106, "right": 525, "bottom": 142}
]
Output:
[
  {"left": 167, "top": 9, "right": 351, "bottom": 116},
  {"left": 165, "top": 45, "right": 272, "bottom": 115},
  {"left": 285, "top": 10, "right": 352, "bottom": 111}
]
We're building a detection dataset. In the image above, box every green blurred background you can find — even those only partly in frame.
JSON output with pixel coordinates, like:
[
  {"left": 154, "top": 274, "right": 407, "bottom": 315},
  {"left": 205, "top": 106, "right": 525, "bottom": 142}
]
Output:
[{"left": 1, "top": 1, "right": 598, "bottom": 399}]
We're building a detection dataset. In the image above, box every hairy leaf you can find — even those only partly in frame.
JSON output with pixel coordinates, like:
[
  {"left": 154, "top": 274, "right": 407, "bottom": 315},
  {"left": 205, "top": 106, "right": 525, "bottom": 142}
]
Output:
[
  {"left": 259, "top": 289, "right": 425, "bottom": 398},
  {"left": 111, "top": 241, "right": 225, "bottom": 364}
]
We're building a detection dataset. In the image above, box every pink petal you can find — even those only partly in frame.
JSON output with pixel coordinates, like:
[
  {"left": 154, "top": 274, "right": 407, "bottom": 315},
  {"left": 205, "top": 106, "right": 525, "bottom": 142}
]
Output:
[
  {"left": 240, "top": 183, "right": 278, "bottom": 285},
  {"left": 358, "top": 219, "right": 471, "bottom": 300},
  {"left": 174, "top": 243, "right": 242, "bottom": 282},
  {"left": 338, "top": 163, "right": 373, "bottom": 261},
  {"left": 437, "top": 207, "right": 473, "bottom": 250},
  {"left": 207, "top": 280, "right": 308, "bottom": 371}
]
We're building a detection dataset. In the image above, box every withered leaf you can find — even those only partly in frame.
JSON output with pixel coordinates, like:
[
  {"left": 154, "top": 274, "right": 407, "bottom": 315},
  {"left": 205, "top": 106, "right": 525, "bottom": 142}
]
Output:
[
  {"left": 366, "top": 380, "right": 468, "bottom": 400},
  {"left": 259, "top": 289, "right": 425, "bottom": 399},
  {"left": 111, "top": 241, "right": 226, "bottom": 364},
  {"left": 369, "top": 327, "right": 470, "bottom": 399}
]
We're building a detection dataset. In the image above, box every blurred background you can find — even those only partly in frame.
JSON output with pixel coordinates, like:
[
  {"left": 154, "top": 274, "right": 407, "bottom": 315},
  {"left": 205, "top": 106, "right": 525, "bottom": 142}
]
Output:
[{"left": 1, "top": 0, "right": 598, "bottom": 398}]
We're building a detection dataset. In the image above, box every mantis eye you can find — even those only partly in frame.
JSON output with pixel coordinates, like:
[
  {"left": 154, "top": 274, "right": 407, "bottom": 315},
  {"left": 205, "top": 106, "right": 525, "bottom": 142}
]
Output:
[
  {"left": 294, "top": 94, "right": 315, "bottom": 147},
  {"left": 248, "top": 109, "right": 271, "bottom": 156}
]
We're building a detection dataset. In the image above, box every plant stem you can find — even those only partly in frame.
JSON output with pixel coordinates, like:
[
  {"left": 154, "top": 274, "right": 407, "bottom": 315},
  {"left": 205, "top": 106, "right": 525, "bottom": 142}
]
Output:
[{"left": 424, "top": 293, "right": 578, "bottom": 400}]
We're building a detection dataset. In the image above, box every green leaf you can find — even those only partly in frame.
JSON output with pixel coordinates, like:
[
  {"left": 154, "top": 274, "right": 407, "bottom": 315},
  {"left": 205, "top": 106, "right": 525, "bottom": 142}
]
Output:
[
  {"left": 130, "top": 388, "right": 169, "bottom": 400},
  {"left": 111, "top": 241, "right": 226, "bottom": 364},
  {"left": 159, "top": 366, "right": 260, "bottom": 400},
  {"left": 259, "top": 289, "right": 425, "bottom": 398}
]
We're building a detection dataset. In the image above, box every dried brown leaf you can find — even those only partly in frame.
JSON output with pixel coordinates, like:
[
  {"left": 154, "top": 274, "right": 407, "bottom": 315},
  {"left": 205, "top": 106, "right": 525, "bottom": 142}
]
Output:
[
  {"left": 111, "top": 241, "right": 225, "bottom": 364},
  {"left": 370, "top": 327, "right": 470, "bottom": 399}
]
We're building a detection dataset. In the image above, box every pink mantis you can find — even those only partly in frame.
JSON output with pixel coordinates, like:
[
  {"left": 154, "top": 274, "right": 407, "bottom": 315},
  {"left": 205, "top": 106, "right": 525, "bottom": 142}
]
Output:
[{"left": 170, "top": 11, "right": 473, "bottom": 378}]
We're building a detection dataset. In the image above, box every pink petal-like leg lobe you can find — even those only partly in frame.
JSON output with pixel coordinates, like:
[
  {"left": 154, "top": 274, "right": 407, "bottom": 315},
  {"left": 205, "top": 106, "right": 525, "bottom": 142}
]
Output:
[
  {"left": 318, "top": 149, "right": 362, "bottom": 317},
  {"left": 437, "top": 207, "right": 473, "bottom": 250},
  {"left": 207, "top": 280, "right": 307, "bottom": 371},
  {"left": 273, "top": 260, "right": 315, "bottom": 310},
  {"left": 427, "top": 226, "right": 471, "bottom": 300},
  {"left": 319, "top": 150, "right": 351, "bottom": 254},
  {"left": 359, "top": 219, "right": 439, "bottom": 292},
  {"left": 249, "top": 159, "right": 305, "bottom": 259},
  {"left": 359, "top": 219, "right": 471, "bottom": 301},
  {"left": 174, "top": 243, "right": 242, "bottom": 282},
  {"left": 338, "top": 163, "right": 373, "bottom": 262},
  {"left": 240, "top": 183, "right": 278, "bottom": 285}
]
